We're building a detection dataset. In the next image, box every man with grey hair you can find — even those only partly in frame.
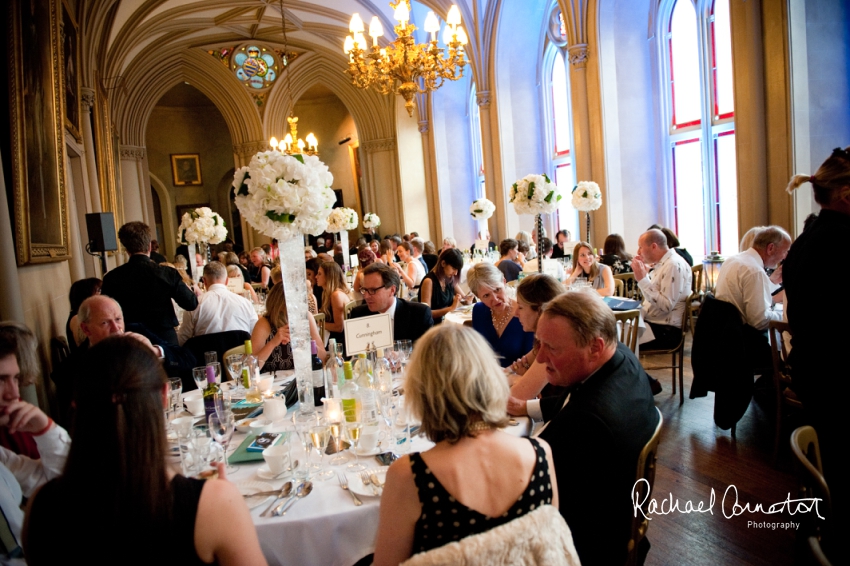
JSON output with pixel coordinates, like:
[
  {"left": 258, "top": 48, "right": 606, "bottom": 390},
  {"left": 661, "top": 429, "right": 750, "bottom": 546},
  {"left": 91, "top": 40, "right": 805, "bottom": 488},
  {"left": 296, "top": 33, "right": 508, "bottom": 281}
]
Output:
[
  {"left": 530, "top": 291, "right": 659, "bottom": 565},
  {"left": 714, "top": 225, "right": 791, "bottom": 369},
  {"left": 177, "top": 261, "right": 258, "bottom": 346},
  {"left": 633, "top": 228, "right": 693, "bottom": 351}
]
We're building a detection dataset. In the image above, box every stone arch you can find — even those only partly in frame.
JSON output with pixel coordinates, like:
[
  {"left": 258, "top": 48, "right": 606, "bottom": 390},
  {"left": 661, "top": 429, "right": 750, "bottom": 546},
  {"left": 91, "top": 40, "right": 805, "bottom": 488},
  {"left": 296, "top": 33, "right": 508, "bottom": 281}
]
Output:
[
  {"left": 263, "top": 53, "right": 395, "bottom": 143},
  {"left": 114, "top": 48, "right": 264, "bottom": 148}
]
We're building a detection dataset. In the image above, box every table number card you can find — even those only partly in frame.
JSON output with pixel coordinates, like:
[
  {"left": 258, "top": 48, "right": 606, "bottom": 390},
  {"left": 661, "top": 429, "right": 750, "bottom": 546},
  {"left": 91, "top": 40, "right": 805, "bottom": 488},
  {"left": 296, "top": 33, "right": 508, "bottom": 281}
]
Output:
[{"left": 343, "top": 313, "right": 393, "bottom": 355}]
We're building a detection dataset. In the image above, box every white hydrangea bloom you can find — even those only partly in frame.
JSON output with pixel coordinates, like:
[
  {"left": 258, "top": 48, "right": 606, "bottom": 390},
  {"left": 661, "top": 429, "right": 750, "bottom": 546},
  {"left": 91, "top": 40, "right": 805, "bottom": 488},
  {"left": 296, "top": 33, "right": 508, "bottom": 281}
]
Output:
[
  {"left": 509, "top": 174, "right": 562, "bottom": 215},
  {"left": 469, "top": 198, "right": 496, "bottom": 220},
  {"left": 327, "top": 207, "right": 359, "bottom": 233},
  {"left": 571, "top": 181, "right": 603, "bottom": 212}
]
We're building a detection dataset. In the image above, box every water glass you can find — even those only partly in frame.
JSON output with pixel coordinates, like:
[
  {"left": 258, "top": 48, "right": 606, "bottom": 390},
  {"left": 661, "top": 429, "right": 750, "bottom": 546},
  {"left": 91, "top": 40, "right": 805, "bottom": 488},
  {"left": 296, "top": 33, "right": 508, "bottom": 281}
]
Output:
[
  {"left": 208, "top": 412, "right": 236, "bottom": 473},
  {"left": 214, "top": 390, "right": 233, "bottom": 421},
  {"left": 169, "top": 378, "right": 183, "bottom": 417},
  {"left": 226, "top": 354, "right": 243, "bottom": 385},
  {"left": 309, "top": 424, "right": 334, "bottom": 481},
  {"left": 192, "top": 367, "right": 208, "bottom": 391},
  {"left": 204, "top": 351, "right": 218, "bottom": 365}
]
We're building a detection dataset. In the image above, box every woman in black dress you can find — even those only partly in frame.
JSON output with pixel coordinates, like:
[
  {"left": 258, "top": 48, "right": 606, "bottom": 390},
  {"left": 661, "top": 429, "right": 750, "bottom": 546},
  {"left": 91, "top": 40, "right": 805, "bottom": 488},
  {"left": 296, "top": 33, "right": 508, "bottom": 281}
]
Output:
[
  {"left": 372, "top": 324, "right": 559, "bottom": 565},
  {"left": 418, "top": 248, "right": 463, "bottom": 323},
  {"left": 23, "top": 336, "right": 267, "bottom": 565},
  {"left": 599, "top": 233, "right": 633, "bottom": 275}
]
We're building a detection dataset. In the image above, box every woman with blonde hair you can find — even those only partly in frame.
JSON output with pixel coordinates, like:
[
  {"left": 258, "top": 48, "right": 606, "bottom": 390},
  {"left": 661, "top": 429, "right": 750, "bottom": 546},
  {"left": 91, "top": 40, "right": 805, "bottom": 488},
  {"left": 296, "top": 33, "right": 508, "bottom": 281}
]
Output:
[
  {"left": 467, "top": 263, "right": 534, "bottom": 367},
  {"left": 565, "top": 242, "right": 615, "bottom": 296},
  {"left": 225, "top": 264, "right": 258, "bottom": 303},
  {"left": 373, "top": 324, "right": 559, "bottom": 565},
  {"left": 251, "top": 283, "right": 325, "bottom": 372},
  {"left": 738, "top": 226, "right": 766, "bottom": 252},
  {"left": 316, "top": 261, "right": 350, "bottom": 349}
]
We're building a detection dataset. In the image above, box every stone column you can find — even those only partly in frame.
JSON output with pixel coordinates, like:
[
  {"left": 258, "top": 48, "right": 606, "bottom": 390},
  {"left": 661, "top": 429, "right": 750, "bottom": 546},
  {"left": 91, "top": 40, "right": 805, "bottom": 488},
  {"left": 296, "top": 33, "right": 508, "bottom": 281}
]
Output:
[
  {"left": 418, "top": 116, "right": 442, "bottom": 243},
  {"left": 80, "top": 88, "right": 101, "bottom": 212},
  {"left": 360, "top": 138, "right": 402, "bottom": 236},
  {"left": 119, "top": 145, "right": 148, "bottom": 224},
  {"left": 476, "top": 90, "right": 506, "bottom": 242},
  {"left": 568, "top": 45, "right": 593, "bottom": 184}
]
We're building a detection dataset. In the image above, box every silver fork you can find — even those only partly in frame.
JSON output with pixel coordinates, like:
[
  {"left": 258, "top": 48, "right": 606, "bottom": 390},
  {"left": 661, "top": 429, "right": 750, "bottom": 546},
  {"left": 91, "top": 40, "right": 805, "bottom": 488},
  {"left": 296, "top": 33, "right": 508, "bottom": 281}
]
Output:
[
  {"left": 360, "top": 471, "right": 380, "bottom": 496},
  {"left": 338, "top": 472, "right": 362, "bottom": 506}
]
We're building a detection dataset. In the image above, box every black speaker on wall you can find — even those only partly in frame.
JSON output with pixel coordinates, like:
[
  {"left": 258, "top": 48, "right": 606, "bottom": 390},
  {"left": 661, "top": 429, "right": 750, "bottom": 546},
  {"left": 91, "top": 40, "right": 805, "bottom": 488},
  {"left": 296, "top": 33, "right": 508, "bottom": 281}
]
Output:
[{"left": 85, "top": 212, "right": 118, "bottom": 252}]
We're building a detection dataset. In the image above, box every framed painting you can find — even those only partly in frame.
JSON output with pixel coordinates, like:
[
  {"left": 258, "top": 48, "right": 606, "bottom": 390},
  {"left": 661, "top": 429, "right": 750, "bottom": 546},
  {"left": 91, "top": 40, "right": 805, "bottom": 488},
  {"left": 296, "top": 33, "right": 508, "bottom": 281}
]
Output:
[
  {"left": 61, "top": 0, "right": 81, "bottom": 142},
  {"left": 8, "top": 0, "right": 71, "bottom": 265},
  {"left": 171, "top": 154, "right": 203, "bottom": 186}
]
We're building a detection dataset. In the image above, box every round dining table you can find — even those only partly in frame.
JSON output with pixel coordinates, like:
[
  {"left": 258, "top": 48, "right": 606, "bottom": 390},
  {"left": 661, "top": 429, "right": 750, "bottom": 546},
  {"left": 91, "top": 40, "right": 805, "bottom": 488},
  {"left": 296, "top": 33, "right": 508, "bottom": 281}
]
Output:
[{"left": 217, "top": 393, "right": 532, "bottom": 566}]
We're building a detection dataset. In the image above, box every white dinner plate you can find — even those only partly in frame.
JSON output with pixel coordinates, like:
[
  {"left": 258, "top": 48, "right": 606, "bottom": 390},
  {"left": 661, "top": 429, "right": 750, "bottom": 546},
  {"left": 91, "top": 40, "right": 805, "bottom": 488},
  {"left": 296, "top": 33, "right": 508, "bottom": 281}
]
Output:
[
  {"left": 345, "top": 466, "right": 389, "bottom": 497},
  {"left": 354, "top": 446, "right": 382, "bottom": 456},
  {"left": 237, "top": 480, "right": 275, "bottom": 509}
]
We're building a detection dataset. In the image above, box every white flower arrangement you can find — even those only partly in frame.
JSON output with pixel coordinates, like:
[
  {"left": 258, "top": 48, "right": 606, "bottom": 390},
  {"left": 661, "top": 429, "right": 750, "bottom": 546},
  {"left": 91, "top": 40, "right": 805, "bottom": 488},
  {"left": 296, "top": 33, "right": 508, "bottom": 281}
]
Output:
[
  {"left": 469, "top": 198, "right": 495, "bottom": 221},
  {"left": 363, "top": 212, "right": 381, "bottom": 229},
  {"left": 232, "top": 151, "right": 336, "bottom": 240},
  {"left": 326, "top": 207, "right": 359, "bottom": 233},
  {"left": 177, "top": 207, "right": 228, "bottom": 245},
  {"left": 509, "top": 173, "right": 562, "bottom": 215},
  {"left": 571, "top": 181, "right": 603, "bottom": 212}
]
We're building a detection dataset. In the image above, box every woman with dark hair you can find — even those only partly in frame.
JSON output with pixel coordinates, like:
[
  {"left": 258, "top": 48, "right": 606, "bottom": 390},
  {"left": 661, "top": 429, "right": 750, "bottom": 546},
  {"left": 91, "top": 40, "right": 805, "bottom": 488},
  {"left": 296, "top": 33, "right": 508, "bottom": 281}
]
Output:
[
  {"left": 648, "top": 224, "right": 693, "bottom": 266},
  {"left": 66, "top": 278, "right": 102, "bottom": 352},
  {"left": 23, "top": 336, "right": 267, "bottom": 565},
  {"left": 565, "top": 242, "right": 615, "bottom": 296},
  {"left": 317, "top": 261, "right": 350, "bottom": 348},
  {"left": 418, "top": 248, "right": 464, "bottom": 323},
  {"left": 507, "top": 274, "right": 566, "bottom": 404},
  {"left": 251, "top": 283, "right": 325, "bottom": 373},
  {"left": 599, "top": 234, "right": 633, "bottom": 275}
]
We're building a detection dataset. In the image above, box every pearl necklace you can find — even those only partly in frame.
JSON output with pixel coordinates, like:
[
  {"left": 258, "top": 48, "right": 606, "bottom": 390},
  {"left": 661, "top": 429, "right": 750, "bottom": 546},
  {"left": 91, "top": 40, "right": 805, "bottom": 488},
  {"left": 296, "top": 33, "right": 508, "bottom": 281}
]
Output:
[{"left": 491, "top": 300, "right": 513, "bottom": 329}]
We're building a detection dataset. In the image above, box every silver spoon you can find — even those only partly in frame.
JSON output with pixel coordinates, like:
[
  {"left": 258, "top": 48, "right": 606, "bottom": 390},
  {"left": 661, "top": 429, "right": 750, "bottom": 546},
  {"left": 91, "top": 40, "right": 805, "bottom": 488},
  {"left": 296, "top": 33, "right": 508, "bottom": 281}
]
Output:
[
  {"left": 261, "top": 481, "right": 292, "bottom": 517},
  {"left": 274, "top": 481, "right": 313, "bottom": 517}
]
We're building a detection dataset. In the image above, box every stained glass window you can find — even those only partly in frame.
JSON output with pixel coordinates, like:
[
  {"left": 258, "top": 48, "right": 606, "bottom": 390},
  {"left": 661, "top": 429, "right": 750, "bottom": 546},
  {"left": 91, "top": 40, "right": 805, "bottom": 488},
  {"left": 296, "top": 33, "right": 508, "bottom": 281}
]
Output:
[{"left": 231, "top": 45, "right": 278, "bottom": 90}]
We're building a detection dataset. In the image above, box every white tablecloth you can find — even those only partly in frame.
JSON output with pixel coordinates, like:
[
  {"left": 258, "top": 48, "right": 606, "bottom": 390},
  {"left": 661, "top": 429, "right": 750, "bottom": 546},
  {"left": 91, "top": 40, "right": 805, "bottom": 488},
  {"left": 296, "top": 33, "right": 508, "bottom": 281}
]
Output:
[{"left": 224, "top": 404, "right": 530, "bottom": 566}]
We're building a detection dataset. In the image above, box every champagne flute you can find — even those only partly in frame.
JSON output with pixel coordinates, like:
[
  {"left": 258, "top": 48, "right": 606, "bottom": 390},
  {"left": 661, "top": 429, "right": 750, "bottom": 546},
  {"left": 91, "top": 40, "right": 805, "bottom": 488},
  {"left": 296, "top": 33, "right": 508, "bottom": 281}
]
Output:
[
  {"left": 208, "top": 412, "right": 236, "bottom": 473},
  {"left": 309, "top": 424, "right": 333, "bottom": 480},
  {"left": 345, "top": 421, "right": 365, "bottom": 471}
]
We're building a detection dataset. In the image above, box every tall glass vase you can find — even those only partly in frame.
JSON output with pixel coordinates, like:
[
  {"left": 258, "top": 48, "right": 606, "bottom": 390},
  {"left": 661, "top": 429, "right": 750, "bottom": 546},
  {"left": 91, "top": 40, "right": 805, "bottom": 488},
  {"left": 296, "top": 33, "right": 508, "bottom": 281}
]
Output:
[
  {"left": 340, "top": 231, "right": 350, "bottom": 271},
  {"left": 535, "top": 214, "right": 544, "bottom": 273},
  {"left": 278, "top": 236, "right": 314, "bottom": 414},
  {"left": 585, "top": 212, "right": 591, "bottom": 244}
]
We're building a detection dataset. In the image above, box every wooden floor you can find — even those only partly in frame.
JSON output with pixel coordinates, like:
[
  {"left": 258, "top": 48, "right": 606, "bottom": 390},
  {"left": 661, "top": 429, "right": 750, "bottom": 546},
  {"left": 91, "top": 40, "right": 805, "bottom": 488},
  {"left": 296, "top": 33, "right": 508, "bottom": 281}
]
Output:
[{"left": 641, "top": 335, "right": 802, "bottom": 566}]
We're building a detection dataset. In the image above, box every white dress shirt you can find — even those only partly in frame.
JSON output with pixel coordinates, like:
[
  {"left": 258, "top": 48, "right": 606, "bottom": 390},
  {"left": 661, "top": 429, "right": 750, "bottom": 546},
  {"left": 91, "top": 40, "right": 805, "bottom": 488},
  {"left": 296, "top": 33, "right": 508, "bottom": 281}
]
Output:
[
  {"left": 178, "top": 283, "right": 258, "bottom": 345},
  {"left": 637, "top": 248, "right": 692, "bottom": 327},
  {"left": 0, "top": 424, "right": 70, "bottom": 549},
  {"left": 714, "top": 247, "right": 781, "bottom": 331}
]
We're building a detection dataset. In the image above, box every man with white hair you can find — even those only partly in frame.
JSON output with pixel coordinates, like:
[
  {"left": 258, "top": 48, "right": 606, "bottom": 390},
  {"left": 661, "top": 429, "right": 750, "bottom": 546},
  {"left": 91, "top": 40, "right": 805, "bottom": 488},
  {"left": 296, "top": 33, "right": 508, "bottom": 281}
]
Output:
[
  {"left": 714, "top": 225, "right": 791, "bottom": 369},
  {"left": 177, "top": 262, "right": 258, "bottom": 345},
  {"left": 633, "top": 228, "right": 693, "bottom": 351}
]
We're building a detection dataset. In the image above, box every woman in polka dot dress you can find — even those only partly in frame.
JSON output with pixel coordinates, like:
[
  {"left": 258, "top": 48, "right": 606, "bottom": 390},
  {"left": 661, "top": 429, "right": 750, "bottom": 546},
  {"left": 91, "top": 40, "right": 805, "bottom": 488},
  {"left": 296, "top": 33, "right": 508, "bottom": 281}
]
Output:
[{"left": 372, "top": 325, "right": 559, "bottom": 565}]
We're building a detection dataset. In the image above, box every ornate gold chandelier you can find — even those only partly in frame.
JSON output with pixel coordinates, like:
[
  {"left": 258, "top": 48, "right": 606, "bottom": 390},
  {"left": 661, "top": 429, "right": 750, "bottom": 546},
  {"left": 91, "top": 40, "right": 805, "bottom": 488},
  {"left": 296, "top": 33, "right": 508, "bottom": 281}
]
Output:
[
  {"left": 269, "top": 0, "right": 318, "bottom": 156},
  {"left": 343, "top": 0, "right": 468, "bottom": 117}
]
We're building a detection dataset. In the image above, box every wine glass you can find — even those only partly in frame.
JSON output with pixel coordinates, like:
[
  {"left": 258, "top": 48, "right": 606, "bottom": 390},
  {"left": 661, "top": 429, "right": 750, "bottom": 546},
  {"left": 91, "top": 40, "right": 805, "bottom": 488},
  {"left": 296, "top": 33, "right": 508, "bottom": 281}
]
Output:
[
  {"left": 394, "top": 340, "right": 412, "bottom": 373},
  {"left": 328, "top": 419, "right": 347, "bottom": 465},
  {"left": 169, "top": 378, "right": 183, "bottom": 418},
  {"left": 309, "top": 424, "right": 334, "bottom": 481},
  {"left": 226, "top": 354, "right": 243, "bottom": 384},
  {"left": 345, "top": 421, "right": 365, "bottom": 471},
  {"left": 208, "top": 412, "right": 236, "bottom": 473}
]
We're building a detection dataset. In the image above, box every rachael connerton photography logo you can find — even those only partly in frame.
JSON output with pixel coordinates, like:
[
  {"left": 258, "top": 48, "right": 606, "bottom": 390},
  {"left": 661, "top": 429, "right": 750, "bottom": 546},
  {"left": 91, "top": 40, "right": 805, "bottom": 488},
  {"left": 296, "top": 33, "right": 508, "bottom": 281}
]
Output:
[{"left": 631, "top": 480, "right": 825, "bottom": 525}]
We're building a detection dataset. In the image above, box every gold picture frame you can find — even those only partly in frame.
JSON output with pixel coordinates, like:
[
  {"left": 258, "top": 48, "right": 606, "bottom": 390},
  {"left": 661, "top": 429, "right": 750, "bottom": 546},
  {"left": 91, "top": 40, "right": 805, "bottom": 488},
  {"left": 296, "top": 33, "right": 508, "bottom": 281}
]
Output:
[
  {"left": 8, "top": 0, "right": 71, "bottom": 265},
  {"left": 61, "top": 0, "right": 82, "bottom": 143},
  {"left": 171, "top": 154, "right": 203, "bottom": 186}
]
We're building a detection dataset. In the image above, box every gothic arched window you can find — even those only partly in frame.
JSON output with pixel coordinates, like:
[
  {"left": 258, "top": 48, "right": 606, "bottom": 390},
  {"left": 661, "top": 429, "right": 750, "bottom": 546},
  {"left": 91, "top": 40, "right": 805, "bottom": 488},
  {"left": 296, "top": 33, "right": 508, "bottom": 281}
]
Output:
[
  {"left": 543, "top": 7, "right": 577, "bottom": 239},
  {"left": 662, "top": 0, "right": 737, "bottom": 256}
]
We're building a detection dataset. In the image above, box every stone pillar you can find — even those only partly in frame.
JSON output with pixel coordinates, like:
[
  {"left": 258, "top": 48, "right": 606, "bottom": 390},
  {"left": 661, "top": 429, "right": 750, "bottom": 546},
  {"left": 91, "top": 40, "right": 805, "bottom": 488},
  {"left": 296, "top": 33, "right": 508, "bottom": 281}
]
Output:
[
  {"left": 476, "top": 90, "right": 506, "bottom": 242},
  {"left": 568, "top": 45, "right": 592, "bottom": 184},
  {"left": 418, "top": 115, "right": 442, "bottom": 243},
  {"left": 80, "top": 88, "right": 101, "bottom": 213},
  {"left": 119, "top": 145, "right": 148, "bottom": 224}
]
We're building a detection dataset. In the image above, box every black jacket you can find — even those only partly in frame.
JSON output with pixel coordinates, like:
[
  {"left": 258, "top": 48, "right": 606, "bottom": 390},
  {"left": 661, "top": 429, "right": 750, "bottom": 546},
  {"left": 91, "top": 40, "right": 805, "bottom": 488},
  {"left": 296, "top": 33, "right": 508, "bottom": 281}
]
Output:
[
  {"left": 101, "top": 254, "right": 198, "bottom": 343},
  {"left": 538, "top": 342, "right": 658, "bottom": 565}
]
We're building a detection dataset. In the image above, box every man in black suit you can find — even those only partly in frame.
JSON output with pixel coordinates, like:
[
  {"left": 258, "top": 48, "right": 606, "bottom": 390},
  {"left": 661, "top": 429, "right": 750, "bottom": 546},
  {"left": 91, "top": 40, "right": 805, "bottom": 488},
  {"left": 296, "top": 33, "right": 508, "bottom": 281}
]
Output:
[
  {"left": 531, "top": 292, "right": 659, "bottom": 565},
  {"left": 349, "top": 263, "right": 433, "bottom": 343},
  {"left": 101, "top": 221, "right": 198, "bottom": 345}
]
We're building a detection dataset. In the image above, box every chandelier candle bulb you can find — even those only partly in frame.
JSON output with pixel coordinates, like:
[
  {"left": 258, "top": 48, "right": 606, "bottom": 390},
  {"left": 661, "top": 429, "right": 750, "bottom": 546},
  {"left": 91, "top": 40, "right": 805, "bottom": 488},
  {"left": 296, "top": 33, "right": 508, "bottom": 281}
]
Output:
[
  {"left": 369, "top": 17, "right": 383, "bottom": 46},
  {"left": 424, "top": 11, "right": 440, "bottom": 41},
  {"left": 394, "top": 2, "right": 409, "bottom": 24},
  {"left": 269, "top": 137, "right": 279, "bottom": 149},
  {"left": 350, "top": 13, "right": 365, "bottom": 34},
  {"left": 447, "top": 5, "right": 461, "bottom": 26},
  {"left": 457, "top": 26, "right": 468, "bottom": 45},
  {"left": 344, "top": 35, "right": 354, "bottom": 55}
]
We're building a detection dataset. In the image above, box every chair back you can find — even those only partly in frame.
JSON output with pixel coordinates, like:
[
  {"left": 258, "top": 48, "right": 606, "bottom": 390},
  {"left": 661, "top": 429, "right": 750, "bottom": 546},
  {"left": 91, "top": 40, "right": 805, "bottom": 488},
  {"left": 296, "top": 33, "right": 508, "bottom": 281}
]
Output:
[
  {"left": 613, "top": 309, "right": 641, "bottom": 354},
  {"left": 344, "top": 299, "right": 363, "bottom": 320},
  {"left": 183, "top": 330, "right": 251, "bottom": 389},
  {"left": 627, "top": 407, "right": 663, "bottom": 566},
  {"left": 614, "top": 273, "right": 643, "bottom": 301},
  {"left": 614, "top": 278, "right": 625, "bottom": 297},
  {"left": 691, "top": 264, "right": 704, "bottom": 296},
  {"left": 790, "top": 426, "right": 832, "bottom": 527}
]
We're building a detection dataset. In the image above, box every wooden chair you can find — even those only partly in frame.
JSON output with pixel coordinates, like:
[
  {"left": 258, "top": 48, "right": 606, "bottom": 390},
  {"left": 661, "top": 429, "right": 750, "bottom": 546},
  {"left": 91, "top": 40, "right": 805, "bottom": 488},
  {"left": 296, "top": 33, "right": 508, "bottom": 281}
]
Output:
[
  {"left": 313, "top": 312, "right": 326, "bottom": 340},
  {"left": 641, "top": 295, "right": 692, "bottom": 405},
  {"left": 614, "top": 273, "right": 643, "bottom": 301},
  {"left": 768, "top": 321, "right": 802, "bottom": 461},
  {"left": 614, "top": 278, "right": 624, "bottom": 297},
  {"left": 790, "top": 426, "right": 832, "bottom": 554},
  {"left": 613, "top": 309, "right": 641, "bottom": 355},
  {"left": 690, "top": 264, "right": 704, "bottom": 318},
  {"left": 626, "top": 407, "right": 663, "bottom": 566},
  {"left": 344, "top": 299, "right": 363, "bottom": 320}
]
